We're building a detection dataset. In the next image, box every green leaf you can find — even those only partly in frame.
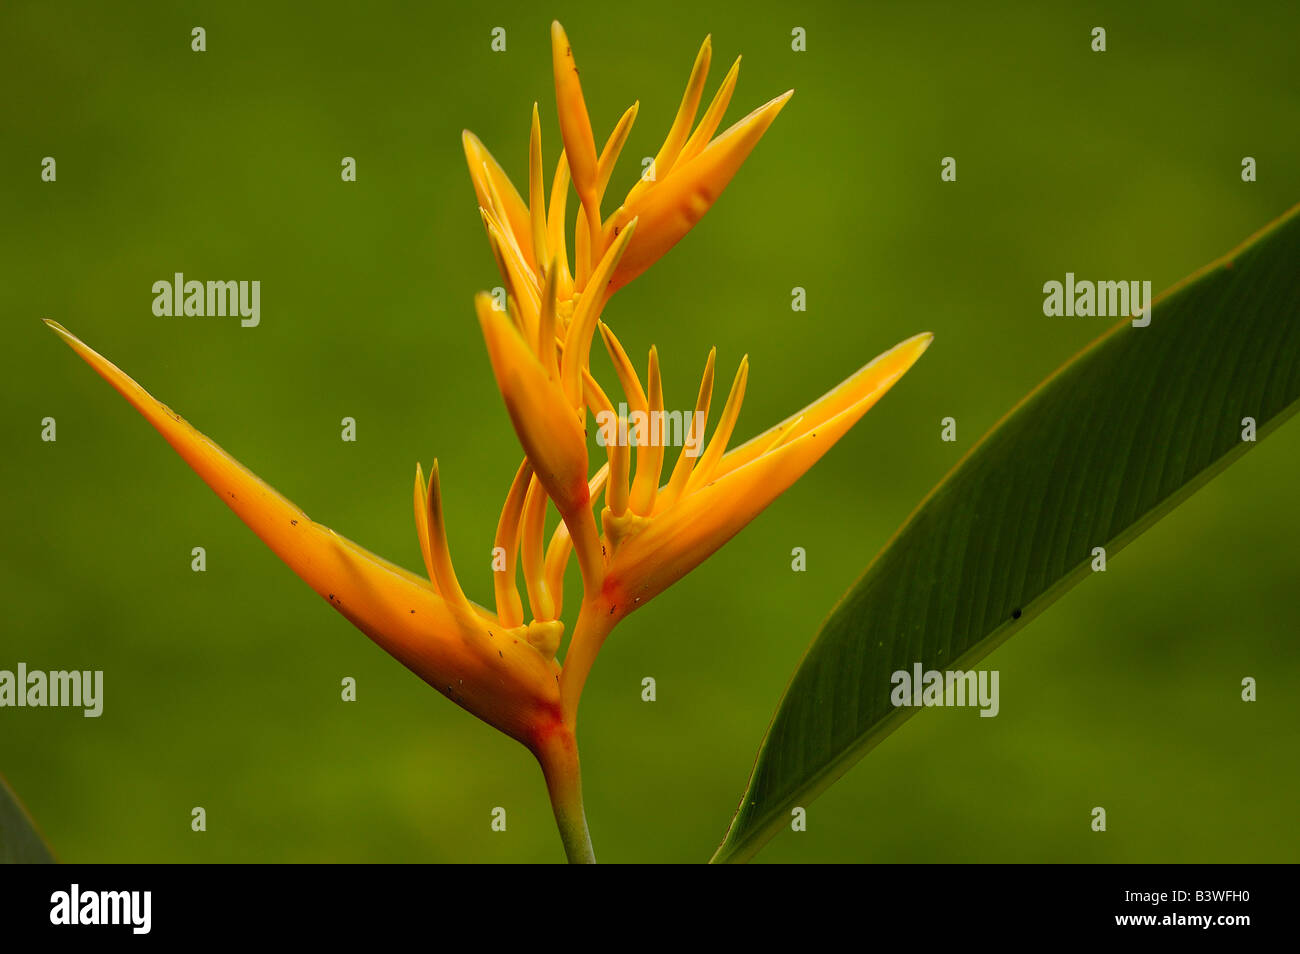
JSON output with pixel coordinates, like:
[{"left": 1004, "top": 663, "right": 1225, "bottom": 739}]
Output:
[
  {"left": 0, "top": 774, "right": 56, "bottom": 864},
  {"left": 713, "top": 203, "right": 1300, "bottom": 864}
]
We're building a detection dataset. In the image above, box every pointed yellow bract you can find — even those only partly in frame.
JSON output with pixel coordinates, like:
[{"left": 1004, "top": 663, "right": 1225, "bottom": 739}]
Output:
[
  {"left": 44, "top": 321, "right": 563, "bottom": 749},
  {"left": 603, "top": 334, "right": 934, "bottom": 610}
]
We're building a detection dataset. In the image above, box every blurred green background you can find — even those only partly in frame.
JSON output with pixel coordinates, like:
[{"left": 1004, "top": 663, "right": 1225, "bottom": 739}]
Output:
[{"left": 2, "top": 0, "right": 1297, "bottom": 863}]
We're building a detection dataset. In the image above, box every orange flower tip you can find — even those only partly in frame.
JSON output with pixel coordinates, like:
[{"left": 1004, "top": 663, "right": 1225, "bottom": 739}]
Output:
[
  {"left": 733, "top": 90, "right": 793, "bottom": 132},
  {"left": 901, "top": 331, "right": 935, "bottom": 356},
  {"left": 861, "top": 332, "right": 933, "bottom": 387},
  {"left": 462, "top": 131, "right": 486, "bottom": 162},
  {"left": 45, "top": 321, "right": 106, "bottom": 369},
  {"left": 550, "top": 21, "right": 573, "bottom": 62}
]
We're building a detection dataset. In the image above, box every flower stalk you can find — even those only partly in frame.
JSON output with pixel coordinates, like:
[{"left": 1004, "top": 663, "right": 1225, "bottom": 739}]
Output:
[{"left": 533, "top": 723, "right": 595, "bottom": 864}]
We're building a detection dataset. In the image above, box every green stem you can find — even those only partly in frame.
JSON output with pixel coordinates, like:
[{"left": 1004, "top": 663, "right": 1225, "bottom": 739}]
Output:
[{"left": 536, "top": 726, "right": 596, "bottom": 863}]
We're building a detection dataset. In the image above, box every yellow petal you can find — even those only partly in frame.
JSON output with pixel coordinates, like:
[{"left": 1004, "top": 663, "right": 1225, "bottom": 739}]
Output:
[
  {"left": 627, "top": 35, "right": 712, "bottom": 205},
  {"left": 546, "top": 152, "right": 576, "bottom": 300},
  {"left": 463, "top": 131, "right": 534, "bottom": 265},
  {"left": 413, "top": 463, "right": 440, "bottom": 593},
  {"left": 476, "top": 293, "right": 590, "bottom": 519},
  {"left": 686, "top": 355, "right": 748, "bottom": 491},
  {"left": 606, "top": 90, "right": 792, "bottom": 293},
  {"left": 538, "top": 257, "right": 561, "bottom": 378},
  {"left": 576, "top": 102, "right": 641, "bottom": 279},
  {"left": 677, "top": 56, "right": 741, "bottom": 168},
  {"left": 574, "top": 200, "right": 593, "bottom": 289},
  {"left": 529, "top": 104, "right": 550, "bottom": 272},
  {"left": 423, "top": 460, "right": 476, "bottom": 618},
  {"left": 656, "top": 346, "right": 716, "bottom": 513},
  {"left": 597, "top": 102, "right": 639, "bottom": 200},
  {"left": 628, "top": 346, "right": 664, "bottom": 515},
  {"left": 582, "top": 368, "right": 630, "bottom": 517},
  {"left": 521, "top": 475, "right": 556, "bottom": 621},
  {"left": 596, "top": 321, "right": 647, "bottom": 414},
  {"left": 481, "top": 209, "right": 541, "bottom": 343},
  {"left": 551, "top": 21, "right": 603, "bottom": 267},
  {"left": 559, "top": 218, "right": 638, "bottom": 404},
  {"left": 492, "top": 459, "right": 533, "bottom": 627}
]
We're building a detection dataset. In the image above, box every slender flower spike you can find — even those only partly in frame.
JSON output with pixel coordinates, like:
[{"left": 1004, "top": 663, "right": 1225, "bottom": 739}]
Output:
[{"left": 48, "top": 23, "right": 931, "bottom": 865}]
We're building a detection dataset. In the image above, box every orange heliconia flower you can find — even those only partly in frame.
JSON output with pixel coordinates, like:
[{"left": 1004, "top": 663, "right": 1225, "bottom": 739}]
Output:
[{"left": 47, "top": 22, "right": 930, "bottom": 863}]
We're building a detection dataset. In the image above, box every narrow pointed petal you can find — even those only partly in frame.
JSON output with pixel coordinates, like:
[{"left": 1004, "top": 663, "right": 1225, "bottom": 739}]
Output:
[
  {"left": 630, "top": 35, "right": 712, "bottom": 202},
  {"left": 718, "top": 332, "right": 936, "bottom": 478},
  {"left": 596, "top": 102, "right": 639, "bottom": 199},
  {"left": 476, "top": 293, "right": 589, "bottom": 519},
  {"left": 606, "top": 90, "right": 793, "bottom": 293},
  {"left": 677, "top": 55, "right": 741, "bottom": 167},
  {"left": 559, "top": 218, "right": 638, "bottom": 404},
  {"left": 538, "top": 258, "right": 561, "bottom": 378},
  {"left": 529, "top": 104, "right": 550, "bottom": 272},
  {"left": 481, "top": 209, "right": 541, "bottom": 341},
  {"left": 755, "top": 413, "right": 804, "bottom": 456},
  {"left": 550, "top": 21, "right": 603, "bottom": 264},
  {"left": 687, "top": 355, "right": 749, "bottom": 491},
  {"left": 546, "top": 152, "right": 575, "bottom": 300},
  {"left": 463, "top": 131, "right": 534, "bottom": 264},
  {"left": 44, "top": 321, "right": 560, "bottom": 744},
  {"left": 629, "top": 347, "right": 665, "bottom": 515},
  {"left": 583, "top": 369, "right": 630, "bottom": 517},
  {"left": 520, "top": 475, "right": 556, "bottom": 621},
  {"left": 492, "top": 459, "right": 533, "bottom": 627},
  {"left": 577, "top": 102, "right": 640, "bottom": 278},
  {"left": 424, "top": 461, "right": 474, "bottom": 616},
  {"left": 413, "top": 463, "right": 441, "bottom": 593},
  {"left": 596, "top": 321, "right": 647, "bottom": 413},
  {"left": 657, "top": 346, "right": 716, "bottom": 513},
  {"left": 574, "top": 202, "right": 592, "bottom": 289},
  {"left": 607, "top": 333, "right": 932, "bottom": 607}
]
